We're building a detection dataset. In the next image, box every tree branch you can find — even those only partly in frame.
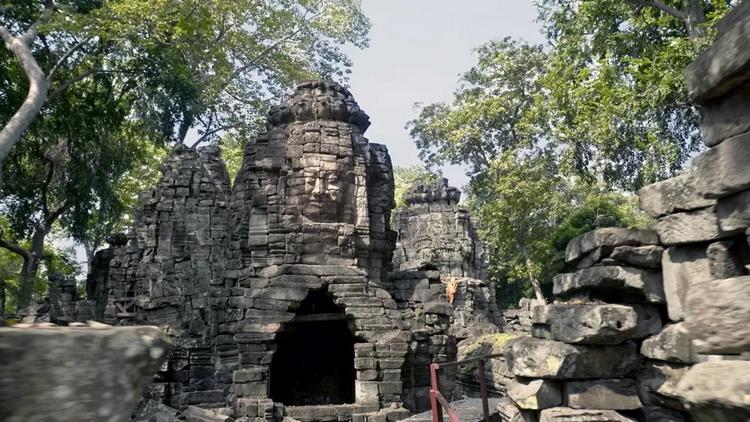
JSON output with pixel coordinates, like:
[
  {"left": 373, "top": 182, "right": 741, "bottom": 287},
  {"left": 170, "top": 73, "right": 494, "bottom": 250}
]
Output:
[
  {"left": 0, "top": 24, "right": 51, "bottom": 171},
  {"left": 630, "top": 0, "right": 687, "bottom": 20},
  {"left": 219, "top": 2, "right": 325, "bottom": 92},
  {"left": 47, "top": 36, "right": 91, "bottom": 82},
  {"left": 47, "top": 66, "right": 99, "bottom": 101},
  {"left": 45, "top": 198, "right": 68, "bottom": 227},
  {"left": 0, "top": 235, "right": 31, "bottom": 264},
  {"left": 191, "top": 124, "right": 235, "bottom": 148},
  {"left": 20, "top": 3, "right": 54, "bottom": 45},
  {"left": 40, "top": 158, "right": 54, "bottom": 218}
]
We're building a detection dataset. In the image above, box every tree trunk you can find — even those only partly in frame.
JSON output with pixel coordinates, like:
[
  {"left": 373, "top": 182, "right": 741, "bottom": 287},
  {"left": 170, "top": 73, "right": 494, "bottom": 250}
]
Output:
[
  {"left": 84, "top": 241, "right": 96, "bottom": 276},
  {"left": 15, "top": 226, "right": 47, "bottom": 310},
  {"left": 683, "top": 0, "right": 706, "bottom": 40},
  {"left": 521, "top": 247, "right": 546, "bottom": 304},
  {"left": 0, "top": 276, "right": 5, "bottom": 324},
  {"left": 0, "top": 30, "right": 51, "bottom": 188}
]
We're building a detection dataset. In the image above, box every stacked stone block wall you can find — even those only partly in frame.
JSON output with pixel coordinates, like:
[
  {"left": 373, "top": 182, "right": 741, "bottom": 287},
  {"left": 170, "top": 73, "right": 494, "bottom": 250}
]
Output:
[
  {"left": 500, "top": 5, "right": 750, "bottom": 420},
  {"left": 389, "top": 178, "right": 503, "bottom": 412}
]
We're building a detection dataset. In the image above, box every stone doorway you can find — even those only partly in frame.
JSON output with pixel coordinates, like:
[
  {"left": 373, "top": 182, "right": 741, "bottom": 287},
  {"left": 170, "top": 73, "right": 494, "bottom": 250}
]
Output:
[{"left": 269, "top": 289, "right": 357, "bottom": 405}]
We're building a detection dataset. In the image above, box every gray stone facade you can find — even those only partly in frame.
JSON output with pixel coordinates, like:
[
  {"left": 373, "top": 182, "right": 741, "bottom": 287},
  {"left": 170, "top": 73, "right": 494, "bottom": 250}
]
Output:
[
  {"left": 498, "top": 5, "right": 750, "bottom": 420},
  {"left": 52, "top": 81, "right": 501, "bottom": 421}
]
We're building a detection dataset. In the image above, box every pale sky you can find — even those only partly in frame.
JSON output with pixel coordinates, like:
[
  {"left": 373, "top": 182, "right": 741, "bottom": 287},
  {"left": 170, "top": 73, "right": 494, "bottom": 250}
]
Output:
[{"left": 345, "top": 0, "right": 544, "bottom": 190}]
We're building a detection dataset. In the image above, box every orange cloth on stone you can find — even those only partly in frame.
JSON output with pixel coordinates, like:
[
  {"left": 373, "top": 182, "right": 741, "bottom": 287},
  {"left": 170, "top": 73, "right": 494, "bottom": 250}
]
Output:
[{"left": 445, "top": 278, "right": 460, "bottom": 304}]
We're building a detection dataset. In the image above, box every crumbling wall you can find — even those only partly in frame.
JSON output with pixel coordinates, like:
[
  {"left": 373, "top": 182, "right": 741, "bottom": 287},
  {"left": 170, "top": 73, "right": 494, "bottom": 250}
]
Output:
[
  {"left": 389, "top": 178, "right": 504, "bottom": 412},
  {"left": 105, "top": 144, "right": 233, "bottom": 408},
  {"left": 223, "top": 80, "right": 410, "bottom": 421},
  {"left": 499, "top": 5, "right": 750, "bottom": 420}
]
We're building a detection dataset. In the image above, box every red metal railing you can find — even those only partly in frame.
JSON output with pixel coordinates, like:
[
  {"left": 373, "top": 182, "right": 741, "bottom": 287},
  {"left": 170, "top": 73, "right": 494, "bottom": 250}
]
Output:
[{"left": 429, "top": 353, "right": 504, "bottom": 422}]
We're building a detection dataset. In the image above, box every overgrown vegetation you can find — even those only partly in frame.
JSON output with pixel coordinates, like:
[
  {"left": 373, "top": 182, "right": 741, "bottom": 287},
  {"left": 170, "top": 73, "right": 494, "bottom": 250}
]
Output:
[
  {"left": 409, "top": 0, "right": 733, "bottom": 306},
  {"left": 0, "top": 0, "right": 370, "bottom": 312}
]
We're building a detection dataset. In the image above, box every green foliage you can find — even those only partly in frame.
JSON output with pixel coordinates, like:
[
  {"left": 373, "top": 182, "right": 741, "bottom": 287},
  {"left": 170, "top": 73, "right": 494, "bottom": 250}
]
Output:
[
  {"left": 549, "top": 189, "right": 653, "bottom": 253},
  {"left": 469, "top": 151, "right": 567, "bottom": 304},
  {"left": 407, "top": 38, "right": 547, "bottom": 178},
  {"left": 0, "top": 0, "right": 370, "bottom": 299},
  {"left": 408, "top": 1, "right": 735, "bottom": 306},
  {"left": 219, "top": 134, "right": 245, "bottom": 184},
  {"left": 537, "top": 0, "right": 734, "bottom": 189},
  {"left": 82, "top": 0, "right": 372, "bottom": 144},
  {"left": 0, "top": 219, "right": 80, "bottom": 314},
  {"left": 477, "top": 161, "right": 653, "bottom": 308},
  {"left": 392, "top": 165, "right": 439, "bottom": 210}
]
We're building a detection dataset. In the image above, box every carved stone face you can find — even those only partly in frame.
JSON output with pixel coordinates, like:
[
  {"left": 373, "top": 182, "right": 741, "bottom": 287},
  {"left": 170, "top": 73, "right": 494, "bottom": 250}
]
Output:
[
  {"left": 305, "top": 169, "right": 342, "bottom": 203},
  {"left": 301, "top": 167, "right": 354, "bottom": 224}
]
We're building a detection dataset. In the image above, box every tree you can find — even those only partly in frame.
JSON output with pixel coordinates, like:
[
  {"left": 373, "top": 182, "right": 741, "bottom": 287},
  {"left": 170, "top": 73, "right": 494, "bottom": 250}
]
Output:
[
  {"left": 406, "top": 1, "right": 735, "bottom": 304},
  {"left": 537, "top": 0, "right": 735, "bottom": 190},
  {"left": 470, "top": 151, "right": 566, "bottom": 303},
  {"left": 0, "top": 1, "right": 371, "bottom": 164},
  {"left": 407, "top": 38, "right": 547, "bottom": 179},
  {"left": 471, "top": 151, "right": 652, "bottom": 307},
  {"left": 0, "top": 0, "right": 371, "bottom": 309},
  {"left": 0, "top": 216, "right": 79, "bottom": 316},
  {"left": 626, "top": 0, "right": 710, "bottom": 40},
  {"left": 548, "top": 189, "right": 653, "bottom": 253},
  {"left": 0, "top": 1, "right": 94, "bottom": 186},
  {"left": 101, "top": 0, "right": 371, "bottom": 146}
]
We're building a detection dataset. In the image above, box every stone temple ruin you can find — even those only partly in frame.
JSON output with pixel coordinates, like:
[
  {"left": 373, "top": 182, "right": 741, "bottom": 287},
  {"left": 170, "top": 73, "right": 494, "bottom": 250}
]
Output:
[
  {"left": 13, "top": 80, "right": 501, "bottom": 421},
  {"left": 4, "top": 4, "right": 750, "bottom": 422}
]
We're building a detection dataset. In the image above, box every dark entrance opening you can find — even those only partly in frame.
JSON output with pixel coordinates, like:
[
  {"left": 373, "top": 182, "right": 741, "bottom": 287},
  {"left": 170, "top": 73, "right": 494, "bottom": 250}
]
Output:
[{"left": 270, "top": 289, "right": 356, "bottom": 405}]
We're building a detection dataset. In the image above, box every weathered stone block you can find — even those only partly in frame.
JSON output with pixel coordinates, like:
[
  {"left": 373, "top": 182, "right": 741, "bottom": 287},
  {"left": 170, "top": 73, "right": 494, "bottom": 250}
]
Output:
[
  {"left": 235, "top": 398, "right": 259, "bottom": 417},
  {"left": 686, "top": 4, "right": 750, "bottom": 102},
  {"left": 182, "top": 406, "right": 234, "bottom": 422},
  {"left": 700, "top": 83, "right": 750, "bottom": 146},
  {"left": 675, "top": 361, "right": 750, "bottom": 422},
  {"left": 233, "top": 368, "right": 266, "bottom": 383},
  {"left": 553, "top": 266, "right": 664, "bottom": 303},
  {"left": 661, "top": 245, "right": 712, "bottom": 322},
  {"left": 684, "top": 276, "right": 750, "bottom": 354},
  {"left": 656, "top": 206, "right": 736, "bottom": 245},
  {"left": 639, "top": 171, "right": 715, "bottom": 218},
  {"left": 496, "top": 398, "right": 539, "bottom": 422},
  {"left": 637, "top": 361, "right": 690, "bottom": 412},
  {"left": 508, "top": 378, "right": 561, "bottom": 410},
  {"left": 707, "top": 239, "right": 746, "bottom": 279},
  {"left": 532, "top": 304, "right": 662, "bottom": 345},
  {"left": 378, "top": 381, "right": 402, "bottom": 395},
  {"left": 694, "top": 132, "right": 750, "bottom": 199},
  {"left": 575, "top": 247, "right": 607, "bottom": 270},
  {"left": 565, "top": 228, "right": 658, "bottom": 264},
  {"left": 717, "top": 189, "right": 750, "bottom": 232},
  {"left": 506, "top": 338, "right": 639, "bottom": 379},
  {"left": 355, "top": 380, "right": 380, "bottom": 405},
  {"left": 538, "top": 407, "right": 636, "bottom": 422},
  {"left": 0, "top": 326, "right": 170, "bottom": 422},
  {"left": 233, "top": 381, "right": 267, "bottom": 397},
  {"left": 563, "top": 379, "right": 641, "bottom": 410},
  {"left": 640, "top": 323, "right": 693, "bottom": 364},
  {"left": 609, "top": 245, "right": 663, "bottom": 268}
]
